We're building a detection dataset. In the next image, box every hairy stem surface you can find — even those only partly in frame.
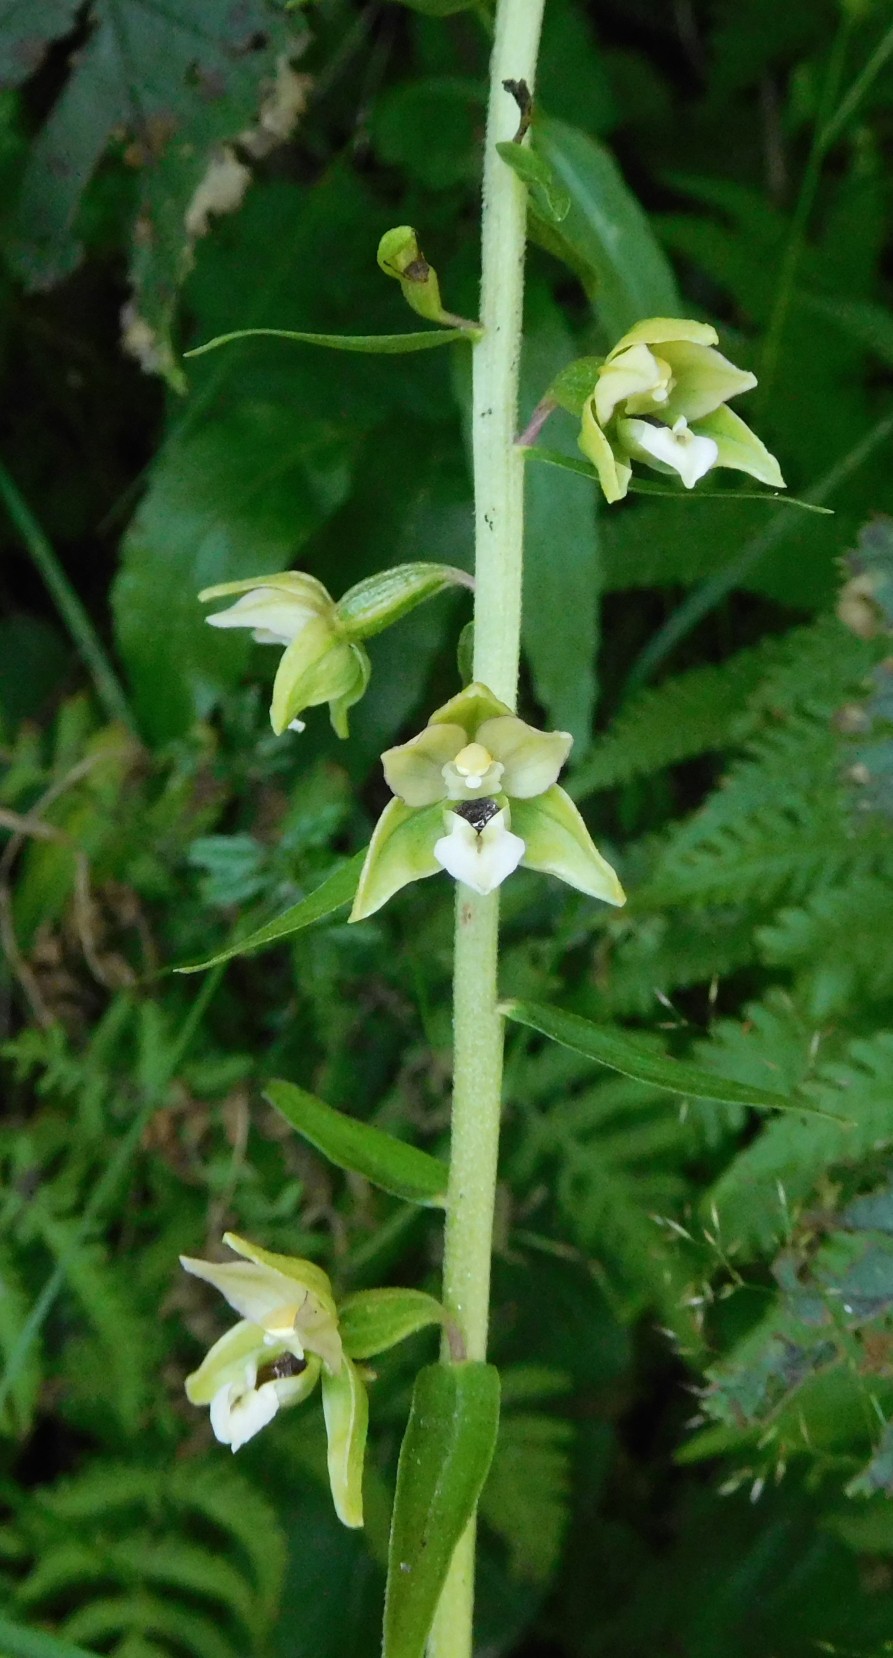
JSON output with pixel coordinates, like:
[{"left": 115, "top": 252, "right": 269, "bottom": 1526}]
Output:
[{"left": 429, "top": 1, "right": 545, "bottom": 1654}]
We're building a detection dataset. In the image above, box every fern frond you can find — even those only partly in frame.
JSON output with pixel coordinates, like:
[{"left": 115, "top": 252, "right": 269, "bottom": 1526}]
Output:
[
  {"left": 759, "top": 874, "right": 893, "bottom": 1016},
  {"left": 480, "top": 1410, "right": 573, "bottom": 1584},
  {"left": 61, "top": 1594, "right": 240, "bottom": 1658},
  {"left": 708, "top": 1031, "right": 893, "bottom": 1256}
]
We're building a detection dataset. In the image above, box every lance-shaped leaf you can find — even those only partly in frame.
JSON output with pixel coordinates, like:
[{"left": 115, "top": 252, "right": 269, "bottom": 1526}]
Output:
[
  {"left": 500, "top": 1000, "right": 847, "bottom": 1122},
  {"left": 176, "top": 853, "right": 364, "bottom": 973},
  {"left": 336, "top": 562, "right": 473, "bottom": 640},
  {"left": 321, "top": 1354, "right": 369, "bottom": 1529},
  {"left": 265, "top": 1080, "right": 448, "bottom": 1207},
  {"left": 350, "top": 800, "right": 443, "bottom": 921},
  {"left": 185, "top": 327, "right": 478, "bottom": 360},
  {"left": 384, "top": 1362, "right": 501, "bottom": 1658},
  {"left": 511, "top": 787, "right": 626, "bottom": 905},
  {"left": 339, "top": 1289, "right": 447, "bottom": 1360}
]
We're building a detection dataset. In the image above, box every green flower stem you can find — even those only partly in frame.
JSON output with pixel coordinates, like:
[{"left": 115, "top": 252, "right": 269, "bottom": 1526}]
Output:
[{"left": 430, "top": 0, "right": 545, "bottom": 1654}]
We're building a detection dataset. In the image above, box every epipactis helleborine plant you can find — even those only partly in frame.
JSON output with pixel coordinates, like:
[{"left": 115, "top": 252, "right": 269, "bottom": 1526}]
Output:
[
  {"left": 350, "top": 682, "right": 625, "bottom": 920},
  {"left": 577, "top": 317, "right": 785, "bottom": 504},
  {"left": 181, "top": 1233, "right": 367, "bottom": 1527}
]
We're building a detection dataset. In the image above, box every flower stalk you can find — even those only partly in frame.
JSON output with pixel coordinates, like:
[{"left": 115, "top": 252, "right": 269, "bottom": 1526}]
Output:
[{"left": 430, "top": 1, "right": 547, "bottom": 1653}]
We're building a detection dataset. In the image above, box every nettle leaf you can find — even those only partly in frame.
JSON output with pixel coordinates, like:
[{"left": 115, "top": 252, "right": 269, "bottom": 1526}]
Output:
[
  {"left": 0, "top": 3, "right": 82, "bottom": 88},
  {"left": 384, "top": 1363, "right": 501, "bottom": 1658},
  {"left": 500, "top": 1000, "right": 844, "bottom": 1121},
  {"left": 10, "top": 0, "right": 301, "bottom": 384},
  {"left": 265, "top": 1079, "right": 447, "bottom": 1207},
  {"left": 177, "top": 854, "right": 364, "bottom": 973}
]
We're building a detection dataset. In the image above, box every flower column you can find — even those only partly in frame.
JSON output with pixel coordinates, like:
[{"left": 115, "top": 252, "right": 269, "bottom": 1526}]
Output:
[{"left": 429, "top": 3, "right": 547, "bottom": 1654}]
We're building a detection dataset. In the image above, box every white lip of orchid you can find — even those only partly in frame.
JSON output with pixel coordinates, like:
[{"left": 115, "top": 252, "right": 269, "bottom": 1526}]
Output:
[
  {"left": 434, "top": 804, "right": 525, "bottom": 895},
  {"left": 288, "top": 718, "right": 306, "bottom": 734},
  {"left": 621, "top": 415, "right": 719, "bottom": 489},
  {"left": 442, "top": 741, "right": 505, "bottom": 799},
  {"left": 204, "top": 588, "right": 318, "bottom": 647},
  {"left": 209, "top": 1357, "right": 281, "bottom": 1452}
]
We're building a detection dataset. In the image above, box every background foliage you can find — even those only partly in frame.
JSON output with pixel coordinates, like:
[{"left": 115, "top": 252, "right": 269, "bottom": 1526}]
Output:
[{"left": 2, "top": 1, "right": 893, "bottom": 1654}]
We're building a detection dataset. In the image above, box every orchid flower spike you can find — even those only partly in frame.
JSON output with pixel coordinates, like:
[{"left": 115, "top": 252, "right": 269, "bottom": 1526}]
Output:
[
  {"left": 350, "top": 683, "right": 625, "bottom": 920},
  {"left": 576, "top": 318, "right": 784, "bottom": 504}
]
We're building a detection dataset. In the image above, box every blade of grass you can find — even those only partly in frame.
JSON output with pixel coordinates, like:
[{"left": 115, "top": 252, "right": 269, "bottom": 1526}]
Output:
[{"left": 0, "top": 463, "right": 136, "bottom": 731}]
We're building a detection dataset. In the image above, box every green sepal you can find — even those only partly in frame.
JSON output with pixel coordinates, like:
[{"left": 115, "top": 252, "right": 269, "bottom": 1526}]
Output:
[
  {"left": 336, "top": 562, "right": 473, "bottom": 641},
  {"left": 198, "top": 570, "right": 333, "bottom": 612},
  {"left": 693, "top": 403, "right": 786, "bottom": 488},
  {"left": 383, "top": 1362, "right": 501, "bottom": 1658},
  {"left": 176, "top": 851, "right": 364, "bottom": 973},
  {"left": 222, "top": 1232, "right": 338, "bottom": 1320},
  {"left": 577, "top": 401, "right": 631, "bottom": 503},
  {"left": 511, "top": 785, "right": 626, "bottom": 904},
  {"left": 350, "top": 799, "right": 443, "bottom": 921},
  {"left": 606, "top": 317, "right": 718, "bottom": 355},
  {"left": 321, "top": 1354, "right": 369, "bottom": 1529},
  {"left": 328, "top": 644, "right": 372, "bottom": 739},
  {"left": 339, "top": 1289, "right": 447, "bottom": 1359},
  {"left": 547, "top": 355, "right": 602, "bottom": 415},
  {"left": 427, "top": 680, "right": 512, "bottom": 734},
  {"left": 270, "top": 614, "right": 368, "bottom": 736},
  {"left": 265, "top": 1079, "right": 448, "bottom": 1206},
  {"left": 496, "top": 141, "right": 570, "bottom": 225},
  {"left": 500, "top": 1000, "right": 848, "bottom": 1122}
]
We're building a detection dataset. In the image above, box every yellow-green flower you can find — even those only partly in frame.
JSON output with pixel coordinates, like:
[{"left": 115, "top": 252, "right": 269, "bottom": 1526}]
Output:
[
  {"left": 350, "top": 683, "right": 625, "bottom": 920},
  {"left": 577, "top": 318, "right": 784, "bottom": 504}
]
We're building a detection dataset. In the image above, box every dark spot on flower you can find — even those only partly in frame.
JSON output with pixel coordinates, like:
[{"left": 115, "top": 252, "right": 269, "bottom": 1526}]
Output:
[
  {"left": 455, "top": 797, "right": 500, "bottom": 834},
  {"left": 257, "top": 1352, "right": 307, "bottom": 1384}
]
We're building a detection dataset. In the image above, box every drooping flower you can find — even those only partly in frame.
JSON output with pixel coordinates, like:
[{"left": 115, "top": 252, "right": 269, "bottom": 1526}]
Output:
[
  {"left": 200, "top": 562, "right": 473, "bottom": 737},
  {"left": 576, "top": 318, "right": 784, "bottom": 504},
  {"left": 200, "top": 572, "right": 370, "bottom": 738},
  {"left": 180, "top": 1232, "right": 367, "bottom": 1527},
  {"left": 350, "top": 683, "right": 625, "bottom": 920},
  {"left": 180, "top": 1241, "right": 451, "bottom": 1526}
]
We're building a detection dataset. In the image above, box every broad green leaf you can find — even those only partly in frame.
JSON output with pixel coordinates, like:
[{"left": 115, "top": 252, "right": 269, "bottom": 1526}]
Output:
[
  {"left": 0, "top": 1617, "right": 100, "bottom": 1658},
  {"left": 500, "top": 999, "right": 846, "bottom": 1121},
  {"left": 339, "top": 1289, "right": 446, "bottom": 1359},
  {"left": 496, "top": 141, "right": 571, "bottom": 224},
  {"left": 177, "top": 854, "right": 364, "bottom": 974},
  {"left": 265, "top": 1079, "right": 448, "bottom": 1207},
  {"left": 526, "top": 446, "right": 831, "bottom": 512},
  {"left": 383, "top": 1362, "right": 501, "bottom": 1658},
  {"left": 535, "top": 116, "right": 681, "bottom": 339},
  {"left": 185, "top": 327, "right": 477, "bottom": 360}
]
